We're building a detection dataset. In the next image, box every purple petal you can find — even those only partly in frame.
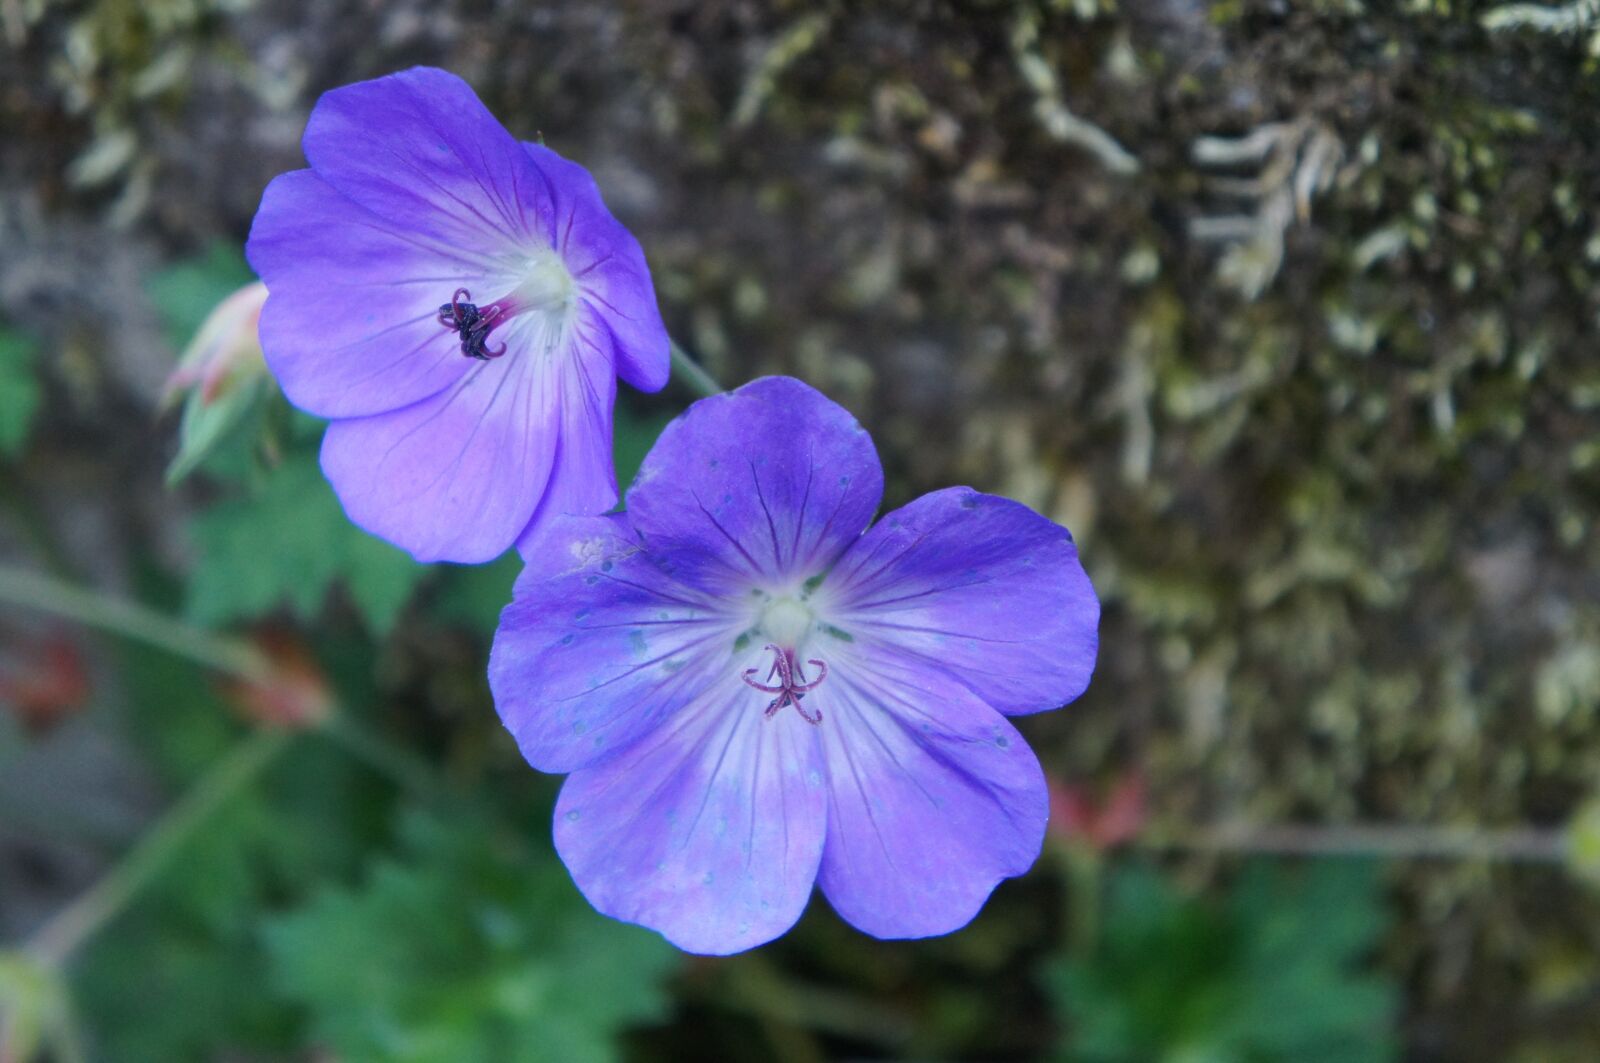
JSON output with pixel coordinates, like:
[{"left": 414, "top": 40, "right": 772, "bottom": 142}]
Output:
[
  {"left": 319, "top": 352, "right": 557, "bottom": 563},
  {"left": 525, "top": 144, "right": 670, "bottom": 393},
  {"left": 302, "top": 67, "right": 550, "bottom": 256},
  {"left": 514, "top": 347, "right": 620, "bottom": 555},
  {"left": 491, "top": 514, "right": 741, "bottom": 773},
  {"left": 248, "top": 170, "right": 479, "bottom": 418},
  {"left": 554, "top": 677, "right": 827, "bottom": 955},
  {"left": 827, "top": 487, "right": 1098, "bottom": 715},
  {"left": 627, "top": 377, "right": 884, "bottom": 592},
  {"left": 808, "top": 649, "right": 1048, "bottom": 939},
  {"left": 510, "top": 512, "right": 636, "bottom": 586}
]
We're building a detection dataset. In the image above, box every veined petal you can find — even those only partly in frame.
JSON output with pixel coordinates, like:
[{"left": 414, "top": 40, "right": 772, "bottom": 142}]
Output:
[
  {"left": 628, "top": 377, "right": 884, "bottom": 593},
  {"left": 492, "top": 514, "right": 740, "bottom": 774},
  {"left": 826, "top": 487, "right": 1098, "bottom": 716},
  {"left": 554, "top": 675, "right": 827, "bottom": 955},
  {"left": 302, "top": 67, "right": 550, "bottom": 257},
  {"left": 248, "top": 170, "right": 480, "bottom": 418},
  {"left": 319, "top": 348, "right": 557, "bottom": 563},
  {"left": 525, "top": 144, "right": 670, "bottom": 393},
  {"left": 809, "top": 649, "right": 1048, "bottom": 939},
  {"left": 510, "top": 512, "right": 636, "bottom": 586},
  {"left": 514, "top": 343, "right": 620, "bottom": 555}
]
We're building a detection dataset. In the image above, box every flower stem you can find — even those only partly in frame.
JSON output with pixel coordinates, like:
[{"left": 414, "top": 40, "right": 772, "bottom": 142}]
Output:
[
  {"left": 0, "top": 566, "right": 266, "bottom": 680},
  {"left": 25, "top": 727, "right": 295, "bottom": 968},
  {"left": 669, "top": 340, "right": 725, "bottom": 398}
]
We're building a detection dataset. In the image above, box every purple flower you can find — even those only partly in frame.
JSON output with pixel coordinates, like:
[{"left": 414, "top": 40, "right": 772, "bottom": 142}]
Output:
[
  {"left": 489, "top": 377, "right": 1099, "bottom": 954},
  {"left": 246, "top": 68, "right": 669, "bottom": 563}
]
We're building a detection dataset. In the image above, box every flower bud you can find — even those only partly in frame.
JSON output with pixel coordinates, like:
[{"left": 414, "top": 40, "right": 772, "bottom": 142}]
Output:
[
  {"left": 161, "top": 281, "right": 272, "bottom": 484},
  {"left": 162, "top": 281, "right": 269, "bottom": 408},
  {"left": 221, "top": 629, "right": 334, "bottom": 730}
]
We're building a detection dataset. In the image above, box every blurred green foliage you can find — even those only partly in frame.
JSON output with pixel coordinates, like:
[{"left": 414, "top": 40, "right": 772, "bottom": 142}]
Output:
[
  {"left": 266, "top": 809, "right": 678, "bottom": 1063},
  {"left": 72, "top": 635, "right": 374, "bottom": 1061},
  {"left": 0, "top": 329, "right": 40, "bottom": 457},
  {"left": 1046, "top": 861, "right": 1398, "bottom": 1063},
  {"left": 429, "top": 551, "right": 525, "bottom": 637},
  {"left": 185, "top": 452, "right": 423, "bottom": 634},
  {"left": 60, "top": 587, "right": 681, "bottom": 1062}
]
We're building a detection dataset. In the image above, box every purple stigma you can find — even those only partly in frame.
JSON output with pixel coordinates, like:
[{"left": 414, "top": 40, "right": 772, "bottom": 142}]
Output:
[
  {"left": 436, "top": 287, "right": 509, "bottom": 360},
  {"left": 741, "top": 643, "right": 829, "bottom": 725}
]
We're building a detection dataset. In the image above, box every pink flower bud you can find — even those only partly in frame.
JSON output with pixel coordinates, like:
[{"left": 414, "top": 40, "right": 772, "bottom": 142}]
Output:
[
  {"left": 162, "top": 281, "right": 268, "bottom": 409},
  {"left": 221, "top": 629, "right": 334, "bottom": 730}
]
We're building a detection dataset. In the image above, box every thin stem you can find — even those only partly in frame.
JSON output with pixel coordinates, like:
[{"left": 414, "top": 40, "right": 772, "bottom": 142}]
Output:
[
  {"left": 1144, "top": 822, "right": 1567, "bottom": 864},
  {"left": 26, "top": 727, "right": 295, "bottom": 968},
  {"left": 670, "top": 341, "right": 725, "bottom": 398},
  {"left": 0, "top": 566, "right": 267, "bottom": 680}
]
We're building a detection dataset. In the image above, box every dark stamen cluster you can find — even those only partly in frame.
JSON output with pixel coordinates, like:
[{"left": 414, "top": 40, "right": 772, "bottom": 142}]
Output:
[
  {"left": 437, "top": 288, "right": 506, "bottom": 360},
  {"left": 742, "top": 644, "right": 828, "bottom": 725}
]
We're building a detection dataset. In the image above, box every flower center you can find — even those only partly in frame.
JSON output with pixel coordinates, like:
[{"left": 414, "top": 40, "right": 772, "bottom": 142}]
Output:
[
  {"left": 437, "top": 252, "right": 575, "bottom": 361},
  {"left": 759, "top": 596, "right": 814, "bottom": 649},
  {"left": 742, "top": 644, "right": 828, "bottom": 726},
  {"left": 744, "top": 597, "right": 828, "bottom": 724}
]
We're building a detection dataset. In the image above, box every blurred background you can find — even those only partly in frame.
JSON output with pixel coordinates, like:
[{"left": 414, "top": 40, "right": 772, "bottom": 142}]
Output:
[{"left": 3, "top": 1, "right": 1600, "bottom": 1060}]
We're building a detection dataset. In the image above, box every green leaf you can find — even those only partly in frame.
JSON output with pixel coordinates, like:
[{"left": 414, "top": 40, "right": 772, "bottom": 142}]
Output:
[
  {"left": 1044, "top": 860, "right": 1399, "bottom": 1063},
  {"left": 265, "top": 809, "right": 679, "bottom": 1063},
  {"left": 186, "top": 454, "right": 423, "bottom": 634},
  {"left": 0, "top": 329, "right": 41, "bottom": 457}
]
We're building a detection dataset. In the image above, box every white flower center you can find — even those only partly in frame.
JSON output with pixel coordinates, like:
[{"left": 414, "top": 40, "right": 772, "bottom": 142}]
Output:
[
  {"left": 510, "top": 249, "right": 576, "bottom": 315},
  {"left": 759, "top": 596, "right": 814, "bottom": 651},
  {"left": 437, "top": 249, "right": 577, "bottom": 362},
  {"left": 505, "top": 250, "right": 576, "bottom": 355}
]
